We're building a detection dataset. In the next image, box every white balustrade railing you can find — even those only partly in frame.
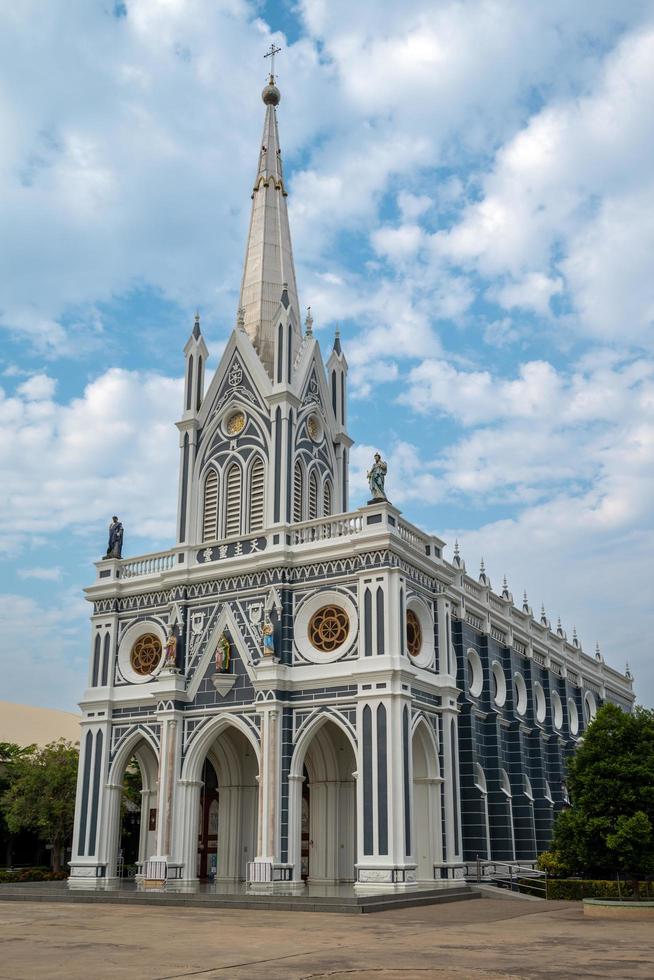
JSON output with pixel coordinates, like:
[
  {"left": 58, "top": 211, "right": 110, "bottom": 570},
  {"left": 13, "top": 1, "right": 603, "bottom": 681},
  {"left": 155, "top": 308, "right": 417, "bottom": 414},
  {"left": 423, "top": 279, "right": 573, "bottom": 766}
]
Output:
[
  {"left": 120, "top": 551, "right": 178, "bottom": 579},
  {"left": 464, "top": 580, "right": 483, "bottom": 597},
  {"left": 290, "top": 513, "right": 364, "bottom": 545},
  {"left": 396, "top": 518, "right": 429, "bottom": 552}
]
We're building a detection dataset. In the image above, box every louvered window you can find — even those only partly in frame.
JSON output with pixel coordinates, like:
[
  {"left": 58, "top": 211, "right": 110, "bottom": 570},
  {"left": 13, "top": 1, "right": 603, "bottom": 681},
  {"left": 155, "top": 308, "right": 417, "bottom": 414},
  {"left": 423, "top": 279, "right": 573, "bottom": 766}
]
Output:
[
  {"left": 202, "top": 469, "right": 219, "bottom": 541},
  {"left": 323, "top": 480, "right": 332, "bottom": 517},
  {"left": 293, "top": 461, "right": 303, "bottom": 523},
  {"left": 225, "top": 464, "right": 242, "bottom": 537},
  {"left": 249, "top": 457, "right": 265, "bottom": 532},
  {"left": 308, "top": 471, "right": 318, "bottom": 520}
]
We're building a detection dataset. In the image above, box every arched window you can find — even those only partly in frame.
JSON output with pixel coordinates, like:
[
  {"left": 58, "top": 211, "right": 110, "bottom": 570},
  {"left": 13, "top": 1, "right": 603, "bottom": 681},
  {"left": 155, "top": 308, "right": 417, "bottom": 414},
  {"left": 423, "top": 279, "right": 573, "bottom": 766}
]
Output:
[
  {"left": 308, "top": 470, "right": 318, "bottom": 520},
  {"left": 293, "top": 460, "right": 304, "bottom": 523},
  {"left": 248, "top": 457, "right": 265, "bottom": 532},
  {"left": 224, "top": 463, "right": 242, "bottom": 537},
  {"left": 323, "top": 479, "right": 332, "bottom": 517},
  {"left": 202, "top": 469, "right": 219, "bottom": 542},
  {"left": 186, "top": 354, "right": 193, "bottom": 411}
]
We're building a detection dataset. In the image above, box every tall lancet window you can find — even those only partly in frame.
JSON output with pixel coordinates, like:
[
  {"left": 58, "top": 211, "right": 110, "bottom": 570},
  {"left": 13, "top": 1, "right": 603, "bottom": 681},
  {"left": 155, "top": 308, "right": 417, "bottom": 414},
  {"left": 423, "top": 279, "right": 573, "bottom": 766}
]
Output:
[
  {"left": 308, "top": 470, "right": 318, "bottom": 520},
  {"left": 293, "top": 460, "right": 304, "bottom": 523},
  {"left": 225, "top": 463, "right": 242, "bottom": 537},
  {"left": 202, "top": 469, "right": 219, "bottom": 541},
  {"left": 248, "top": 457, "right": 265, "bottom": 532},
  {"left": 323, "top": 479, "right": 332, "bottom": 517}
]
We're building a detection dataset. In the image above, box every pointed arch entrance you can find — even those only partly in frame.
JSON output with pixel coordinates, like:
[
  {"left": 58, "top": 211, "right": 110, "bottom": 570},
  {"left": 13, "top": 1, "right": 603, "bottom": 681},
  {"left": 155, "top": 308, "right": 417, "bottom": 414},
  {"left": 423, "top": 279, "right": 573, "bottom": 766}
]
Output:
[
  {"left": 105, "top": 732, "right": 159, "bottom": 879},
  {"left": 289, "top": 717, "right": 357, "bottom": 884},
  {"left": 412, "top": 719, "right": 443, "bottom": 881},
  {"left": 181, "top": 717, "right": 259, "bottom": 882}
]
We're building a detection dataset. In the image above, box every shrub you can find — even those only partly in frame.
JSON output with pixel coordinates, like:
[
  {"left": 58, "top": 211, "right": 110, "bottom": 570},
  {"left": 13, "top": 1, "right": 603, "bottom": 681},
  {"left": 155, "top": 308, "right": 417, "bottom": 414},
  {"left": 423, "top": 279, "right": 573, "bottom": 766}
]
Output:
[
  {"left": 546, "top": 878, "right": 654, "bottom": 901},
  {"left": 536, "top": 850, "right": 570, "bottom": 878},
  {"left": 0, "top": 869, "right": 68, "bottom": 883}
]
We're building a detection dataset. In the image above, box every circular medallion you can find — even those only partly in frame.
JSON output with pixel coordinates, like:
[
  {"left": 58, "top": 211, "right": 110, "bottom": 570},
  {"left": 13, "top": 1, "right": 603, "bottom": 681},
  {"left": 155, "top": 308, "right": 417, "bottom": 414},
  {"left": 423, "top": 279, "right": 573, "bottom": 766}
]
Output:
[
  {"left": 130, "top": 633, "right": 162, "bottom": 676},
  {"left": 406, "top": 609, "right": 422, "bottom": 657},
  {"left": 307, "top": 414, "right": 322, "bottom": 443},
  {"left": 308, "top": 605, "right": 349, "bottom": 653},
  {"left": 225, "top": 411, "right": 246, "bottom": 436}
]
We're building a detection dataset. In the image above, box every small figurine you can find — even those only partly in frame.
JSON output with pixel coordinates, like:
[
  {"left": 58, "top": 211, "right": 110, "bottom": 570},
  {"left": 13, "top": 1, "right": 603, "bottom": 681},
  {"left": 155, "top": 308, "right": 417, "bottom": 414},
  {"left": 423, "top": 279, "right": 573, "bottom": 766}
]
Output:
[
  {"left": 262, "top": 620, "right": 275, "bottom": 657},
  {"left": 164, "top": 628, "right": 177, "bottom": 669},
  {"left": 105, "top": 516, "right": 124, "bottom": 559},
  {"left": 367, "top": 453, "right": 387, "bottom": 502},
  {"left": 215, "top": 633, "right": 231, "bottom": 673}
]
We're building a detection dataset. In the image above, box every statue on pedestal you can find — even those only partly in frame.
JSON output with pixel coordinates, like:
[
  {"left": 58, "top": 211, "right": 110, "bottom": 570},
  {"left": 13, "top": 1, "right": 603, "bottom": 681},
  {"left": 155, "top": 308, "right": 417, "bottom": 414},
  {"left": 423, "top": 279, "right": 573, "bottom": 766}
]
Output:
[
  {"left": 164, "top": 628, "right": 177, "bottom": 669},
  {"left": 367, "top": 453, "right": 387, "bottom": 502},
  {"left": 262, "top": 620, "right": 275, "bottom": 657},
  {"left": 215, "top": 633, "right": 231, "bottom": 673},
  {"left": 105, "top": 516, "right": 124, "bottom": 559}
]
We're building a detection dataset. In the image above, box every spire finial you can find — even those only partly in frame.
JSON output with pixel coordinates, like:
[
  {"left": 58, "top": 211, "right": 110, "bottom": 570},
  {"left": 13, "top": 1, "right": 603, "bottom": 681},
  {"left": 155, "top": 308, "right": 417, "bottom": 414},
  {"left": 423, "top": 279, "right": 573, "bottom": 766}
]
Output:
[
  {"left": 264, "top": 42, "right": 282, "bottom": 83},
  {"left": 452, "top": 539, "right": 462, "bottom": 567},
  {"left": 333, "top": 325, "right": 342, "bottom": 354},
  {"left": 305, "top": 306, "right": 313, "bottom": 336},
  {"left": 540, "top": 603, "right": 548, "bottom": 626},
  {"left": 501, "top": 575, "right": 510, "bottom": 600},
  {"left": 625, "top": 661, "right": 633, "bottom": 679},
  {"left": 192, "top": 310, "right": 201, "bottom": 340},
  {"left": 572, "top": 625, "right": 579, "bottom": 648},
  {"left": 595, "top": 641, "right": 602, "bottom": 662},
  {"left": 522, "top": 590, "right": 529, "bottom": 613},
  {"left": 556, "top": 617, "right": 564, "bottom": 637},
  {"left": 479, "top": 557, "right": 488, "bottom": 586}
]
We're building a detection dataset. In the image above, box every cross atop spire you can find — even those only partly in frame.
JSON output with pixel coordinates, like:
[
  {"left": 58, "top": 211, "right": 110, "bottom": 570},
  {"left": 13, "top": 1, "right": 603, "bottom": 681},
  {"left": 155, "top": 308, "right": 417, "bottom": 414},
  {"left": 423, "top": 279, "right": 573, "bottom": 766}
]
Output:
[{"left": 264, "top": 42, "right": 281, "bottom": 82}]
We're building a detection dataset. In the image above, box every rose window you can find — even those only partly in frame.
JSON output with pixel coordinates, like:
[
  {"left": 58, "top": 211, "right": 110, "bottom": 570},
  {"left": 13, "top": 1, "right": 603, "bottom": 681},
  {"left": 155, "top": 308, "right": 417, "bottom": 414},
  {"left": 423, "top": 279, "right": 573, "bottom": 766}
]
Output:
[
  {"left": 308, "top": 605, "right": 349, "bottom": 653},
  {"left": 225, "top": 411, "right": 246, "bottom": 436},
  {"left": 406, "top": 610, "right": 422, "bottom": 657},
  {"left": 130, "top": 634, "right": 162, "bottom": 676},
  {"left": 307, "top": 415, "right": 322, "bottom": 443}
]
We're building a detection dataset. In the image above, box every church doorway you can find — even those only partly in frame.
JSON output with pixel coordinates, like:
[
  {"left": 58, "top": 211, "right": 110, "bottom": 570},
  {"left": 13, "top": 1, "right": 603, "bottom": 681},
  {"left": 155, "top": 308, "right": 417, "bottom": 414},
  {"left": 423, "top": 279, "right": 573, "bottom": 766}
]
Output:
[
  {"left": 196, "top": 725, "right": 258, "bottom": 882},
  {"left": 412, "top": 721, "right": 442, "bottom": 881},
  {"left": 292, "top": 719, "right": 356, "bottom": 884},
  {"left": 106, "top": 736, "right": 159, "bottom": 880}
]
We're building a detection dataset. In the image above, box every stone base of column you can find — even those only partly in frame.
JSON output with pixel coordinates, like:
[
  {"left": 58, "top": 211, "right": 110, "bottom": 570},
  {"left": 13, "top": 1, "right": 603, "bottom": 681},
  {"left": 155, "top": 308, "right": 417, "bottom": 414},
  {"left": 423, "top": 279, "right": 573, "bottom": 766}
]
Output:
[
  {"left": 354, "top": 864, "right": 418, "bottom": 890},
  {"left": 434, "top": 862, "right": 466, "bottom": 881},
  {"left": 246, "top": 858, "right": 296, "bottom": 890},
  {"left": 67, "top": 862, "right": 107, "bottom": 887}
]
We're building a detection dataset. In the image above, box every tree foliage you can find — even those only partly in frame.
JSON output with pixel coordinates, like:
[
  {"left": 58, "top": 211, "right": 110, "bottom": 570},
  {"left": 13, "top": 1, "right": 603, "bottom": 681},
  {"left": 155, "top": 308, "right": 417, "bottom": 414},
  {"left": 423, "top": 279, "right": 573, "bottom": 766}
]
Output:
[
  {"left": 0, "top": 740, "right": 79, "bottom": 873},
  {"left": 551, "top": 703, "right": 654, "bottom": 878}
]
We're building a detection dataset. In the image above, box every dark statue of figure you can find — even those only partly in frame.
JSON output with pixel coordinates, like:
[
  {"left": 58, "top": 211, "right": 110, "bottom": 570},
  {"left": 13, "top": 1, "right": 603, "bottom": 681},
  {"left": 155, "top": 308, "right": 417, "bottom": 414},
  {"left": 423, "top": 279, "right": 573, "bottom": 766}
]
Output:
[{"left": 106, "top": 516, "right": 123, "bottom": 559}]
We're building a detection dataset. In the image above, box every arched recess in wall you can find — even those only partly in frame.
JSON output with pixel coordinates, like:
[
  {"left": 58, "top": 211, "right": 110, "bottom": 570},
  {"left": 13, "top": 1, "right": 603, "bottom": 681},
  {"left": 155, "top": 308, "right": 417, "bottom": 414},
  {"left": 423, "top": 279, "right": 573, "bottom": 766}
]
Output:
[
  {"left": 474, "top": 763, "right": 491, "bottom": 859},
  {"left": 92, "top": 634, "right": 101, "bottom": 687},
  {"left": 224, "top": 462, "right": 242, "bottom": 537},
  {"left": 293, "top": 459, "right": 304, "bottom": 523},
  {"left": 308, "top": 469, "right": 318, "bottom": 520},
  {"left": 248, "top": 455, "right": 265, "bottom": 532},
  {"left": 323, "top": 478, "right": 332, "bottom": 518},
  {"left": 101, "top": 633, "right": 110, "bottom": 687},
  {"left": 202, "top": 468, "right": 219, "bottom": 542},
  {"left": 186, "top": 355, "right": 193, "bottom": 411},
  {"left": 499, "top": 768, "right": 516, "bottom": 861}
]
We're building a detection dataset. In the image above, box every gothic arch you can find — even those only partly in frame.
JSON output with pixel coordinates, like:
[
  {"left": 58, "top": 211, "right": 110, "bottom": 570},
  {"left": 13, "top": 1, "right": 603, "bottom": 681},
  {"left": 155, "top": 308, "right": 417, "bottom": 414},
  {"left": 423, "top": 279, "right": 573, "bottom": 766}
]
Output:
[{"left": 181, "top": 713, "right": 261, "bottom": 784}]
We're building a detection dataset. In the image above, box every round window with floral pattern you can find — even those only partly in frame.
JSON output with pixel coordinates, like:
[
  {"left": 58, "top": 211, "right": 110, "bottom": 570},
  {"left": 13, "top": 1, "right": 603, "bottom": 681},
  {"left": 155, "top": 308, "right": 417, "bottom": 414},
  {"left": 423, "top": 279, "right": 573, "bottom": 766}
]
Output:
[
  {"left": 225, "top": 411, "right": 246, "bottom": 436},
  {"left": 406, "top": 609, "right": 422, "bottom": 657},
  {"left": 130, "top": 633, "right": 163, "bottom": 676},
  {"left": 308, "top": 605, "right": 349, "bottom": 653}
]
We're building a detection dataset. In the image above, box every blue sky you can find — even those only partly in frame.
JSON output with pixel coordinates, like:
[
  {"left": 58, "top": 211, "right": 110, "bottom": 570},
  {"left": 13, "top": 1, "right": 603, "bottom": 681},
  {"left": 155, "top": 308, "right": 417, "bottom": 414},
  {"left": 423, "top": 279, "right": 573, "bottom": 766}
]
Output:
[{"left": 1, "top": 0, "right": 653, "bottom": 711}]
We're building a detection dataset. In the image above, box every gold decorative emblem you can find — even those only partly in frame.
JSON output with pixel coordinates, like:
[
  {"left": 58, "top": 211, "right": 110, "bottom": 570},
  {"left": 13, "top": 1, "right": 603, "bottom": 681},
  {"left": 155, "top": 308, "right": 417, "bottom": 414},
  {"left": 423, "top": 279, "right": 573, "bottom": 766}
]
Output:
[
  {"left": 307, "top": 415, "right": 321, "bottom": 442},
  {"left": 308, "top": 605, "right": 349, "bottom": 652},
  {"left": 225, "top": 411, "right": 246, "bottom": 436},
  {"left": 130, "top": 633, "right": 163, "bottom": 675},
  {"left": 406, "top": 610, "right": 422, "bottom": 657}
]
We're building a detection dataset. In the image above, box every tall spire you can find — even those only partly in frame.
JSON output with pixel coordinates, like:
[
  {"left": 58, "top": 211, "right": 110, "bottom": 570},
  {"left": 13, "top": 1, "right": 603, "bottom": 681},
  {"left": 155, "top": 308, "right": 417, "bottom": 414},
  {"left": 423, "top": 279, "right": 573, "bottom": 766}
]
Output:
[{"left": 238, "top": 49, "right": 301, "bottom": 377}]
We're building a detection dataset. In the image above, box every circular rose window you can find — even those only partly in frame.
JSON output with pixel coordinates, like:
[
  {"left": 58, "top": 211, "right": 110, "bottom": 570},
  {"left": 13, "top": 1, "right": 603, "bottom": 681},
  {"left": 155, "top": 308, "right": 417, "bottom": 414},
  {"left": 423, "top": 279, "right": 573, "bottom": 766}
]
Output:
[
  {"left": 307, "top": 414, "right": 322, "bottom": 443},
  {"left": 406, "top": 609, "right": 422, "bottom": 657},
  {"left": 225, "top": 411, "right": 246, "bottom": 436},
  {"left": 308, "top": 605, "right": 349, "bottom": 653},
  {"left": 130, "top": 633, "right": 163, "bottom": 676}
]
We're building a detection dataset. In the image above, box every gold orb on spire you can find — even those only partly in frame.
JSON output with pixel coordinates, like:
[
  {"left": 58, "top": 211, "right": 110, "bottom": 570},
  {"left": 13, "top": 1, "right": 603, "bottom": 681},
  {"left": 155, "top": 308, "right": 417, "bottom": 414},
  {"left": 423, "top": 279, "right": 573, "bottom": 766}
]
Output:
[{"left": 262, "top": 80, "right": 281, "bottom": 106}]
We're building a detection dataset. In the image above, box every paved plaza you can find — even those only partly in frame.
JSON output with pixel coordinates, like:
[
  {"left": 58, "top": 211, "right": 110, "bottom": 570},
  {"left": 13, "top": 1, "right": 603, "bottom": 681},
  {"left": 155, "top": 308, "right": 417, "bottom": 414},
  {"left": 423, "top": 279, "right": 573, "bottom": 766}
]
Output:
[{"left": 0, "top": 894, "right": 652, "bottom": 979}]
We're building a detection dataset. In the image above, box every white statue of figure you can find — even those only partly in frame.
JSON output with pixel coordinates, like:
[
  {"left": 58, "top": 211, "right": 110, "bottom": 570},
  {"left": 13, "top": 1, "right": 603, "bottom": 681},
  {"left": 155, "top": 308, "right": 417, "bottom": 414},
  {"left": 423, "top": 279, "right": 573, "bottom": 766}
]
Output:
[{"left": 367, "top": 453, "right": 387, "bottom": 501}]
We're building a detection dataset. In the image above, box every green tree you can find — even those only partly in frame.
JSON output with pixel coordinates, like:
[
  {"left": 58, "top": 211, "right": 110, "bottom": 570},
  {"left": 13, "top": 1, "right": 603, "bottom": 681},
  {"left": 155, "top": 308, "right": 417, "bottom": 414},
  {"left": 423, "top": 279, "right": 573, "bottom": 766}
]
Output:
[
  {"left": 551, "top": 704, "right": 654, "bottom": 878},
  {"left": 1, "top": 740, "right": 79, "bottom": 873}
]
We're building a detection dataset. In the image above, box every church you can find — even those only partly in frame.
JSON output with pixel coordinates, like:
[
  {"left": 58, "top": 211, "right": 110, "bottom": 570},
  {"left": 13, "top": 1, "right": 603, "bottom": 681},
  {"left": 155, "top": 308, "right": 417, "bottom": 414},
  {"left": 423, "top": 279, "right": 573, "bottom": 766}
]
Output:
[{"left": 69, "top": 62, "right": 634, "bottom": 890}]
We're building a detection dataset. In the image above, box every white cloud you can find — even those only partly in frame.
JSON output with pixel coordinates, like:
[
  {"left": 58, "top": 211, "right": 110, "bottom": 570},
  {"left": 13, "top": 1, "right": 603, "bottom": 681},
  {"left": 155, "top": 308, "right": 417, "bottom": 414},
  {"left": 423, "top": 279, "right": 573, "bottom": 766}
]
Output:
[
  {"left": 17, "top": 373, "right": 57, "bottom": 401},
  {"left": 0, "top": 367, "right": 180, "bottom": 553},
  {"left": 18, "top": 566, "right": 63, "bottom": 582}
]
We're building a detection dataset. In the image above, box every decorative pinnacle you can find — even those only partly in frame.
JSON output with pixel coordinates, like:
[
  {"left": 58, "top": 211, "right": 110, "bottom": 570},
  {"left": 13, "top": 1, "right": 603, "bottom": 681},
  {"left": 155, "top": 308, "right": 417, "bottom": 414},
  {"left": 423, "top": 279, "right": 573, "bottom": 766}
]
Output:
[
  {"left": 333, "top": 326, "right": 342, "bottom": 355},
  {"left": 262, "top": 43, "right": 282, "bottom": 104},
  {"left": 572, "top": 625, "right": 579, "bottom": 647},
  {"left": 522, "top": 590, "right": 529, "bottom": 612},
  {"left": 625, "top": 661, "right": 633, "bottom": 679},
  {"left": 192, "top": 310, "right": 201, "bottom": 340},
  {"left": 305, "top": 306, "right": 313, "bottom": 336},
  {"left": 501, "top": 575, "right": 510, "bottom": 599},
  {"left": 237, "top": 306, "right": 246, "bottom": 331},
  {"left": 595, "top": 642, "right": 602, "bottom": 661},
  {"left": 540, "top": 603, "right": 548, "bottom": 625},
  {"left": 556, "top": 617, "right": 564, "bottom": 637}
]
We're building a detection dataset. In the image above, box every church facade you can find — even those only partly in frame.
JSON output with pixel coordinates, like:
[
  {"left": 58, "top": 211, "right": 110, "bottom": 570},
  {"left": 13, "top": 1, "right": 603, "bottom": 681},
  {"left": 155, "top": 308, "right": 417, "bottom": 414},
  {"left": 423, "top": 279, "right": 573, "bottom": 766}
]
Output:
[{"left": 69, "top": 69, "right": 634, "bottom": 889}]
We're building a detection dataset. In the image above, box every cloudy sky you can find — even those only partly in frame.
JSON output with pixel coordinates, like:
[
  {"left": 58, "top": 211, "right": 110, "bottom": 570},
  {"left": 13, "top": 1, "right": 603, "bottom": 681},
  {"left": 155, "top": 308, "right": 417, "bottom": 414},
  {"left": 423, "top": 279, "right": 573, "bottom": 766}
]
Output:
[{"left": 1, "top": 0, "right": 653, "bottom": 712}]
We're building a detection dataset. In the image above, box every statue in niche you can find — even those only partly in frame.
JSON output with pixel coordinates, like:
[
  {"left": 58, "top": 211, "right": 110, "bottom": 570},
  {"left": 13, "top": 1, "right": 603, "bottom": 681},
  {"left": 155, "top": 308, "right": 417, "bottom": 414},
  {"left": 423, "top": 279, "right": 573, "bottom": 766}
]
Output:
[
  {"left": 105, "top": 516, "right": 124, "bottom": 559},
  {"left": 367, "top": 453, "right": 388, "bottom": 502},
  {"left": 262, "top": 619, "right": 275, "bottom": 657},
  {"left": 215, "top": 633, "right": 231, "bottom": 673},
  {"left": 164, "top": 628, "right": 177, "bottom": 669}
]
